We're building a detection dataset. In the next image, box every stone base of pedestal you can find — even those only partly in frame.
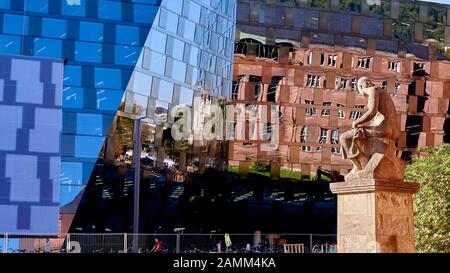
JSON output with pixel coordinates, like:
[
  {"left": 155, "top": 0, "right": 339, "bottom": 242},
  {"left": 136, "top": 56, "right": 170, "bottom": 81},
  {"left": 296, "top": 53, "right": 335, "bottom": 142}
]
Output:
[
  {"left": 330, "top": 179, "right": 420, "bottom": 253},
  {"left": 270, "top": 162, "right": 281, "bottom": 180},
  {"left": 239, "top": 161, "right": 250, "bottom": 178}
]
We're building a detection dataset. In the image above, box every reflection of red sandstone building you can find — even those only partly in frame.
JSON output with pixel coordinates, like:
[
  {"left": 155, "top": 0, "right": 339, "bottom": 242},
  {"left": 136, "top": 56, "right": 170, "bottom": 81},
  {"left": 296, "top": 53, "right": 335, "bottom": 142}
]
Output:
[{"left": 229, "top": 38, "right": 450, "bottom": 179}]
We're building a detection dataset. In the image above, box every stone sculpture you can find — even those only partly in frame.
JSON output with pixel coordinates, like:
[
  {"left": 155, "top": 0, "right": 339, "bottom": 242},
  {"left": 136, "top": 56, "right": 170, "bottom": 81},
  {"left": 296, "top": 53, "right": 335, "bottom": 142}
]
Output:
[{"left": 339, "top": 77, "right": 405, "bottom": 182}]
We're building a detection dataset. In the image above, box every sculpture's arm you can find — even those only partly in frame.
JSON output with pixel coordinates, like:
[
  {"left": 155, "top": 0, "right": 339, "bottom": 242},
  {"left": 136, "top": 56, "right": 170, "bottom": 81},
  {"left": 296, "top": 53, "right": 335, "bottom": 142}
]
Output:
[{"left": 353, "top": 89, "right": 379, "bottom": 128}]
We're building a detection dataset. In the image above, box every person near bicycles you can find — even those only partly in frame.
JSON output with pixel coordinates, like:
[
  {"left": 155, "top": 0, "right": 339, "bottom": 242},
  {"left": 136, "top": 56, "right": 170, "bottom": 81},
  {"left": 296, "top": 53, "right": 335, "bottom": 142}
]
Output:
[{"left": 151, "top": 238, "right": 163, "bottom": 253}]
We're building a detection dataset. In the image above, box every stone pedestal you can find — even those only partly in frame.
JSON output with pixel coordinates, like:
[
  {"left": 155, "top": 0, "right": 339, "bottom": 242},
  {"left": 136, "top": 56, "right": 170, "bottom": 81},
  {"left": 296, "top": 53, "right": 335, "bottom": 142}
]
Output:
[
  {"left": 330, "top": 179, "right": 420, "bottom": 253},
  {"left": 239, "top": 161, "right": 250, "bottom": 178},
  {"left": 270, "top": 162, "right": 281, "bottom": 180}
]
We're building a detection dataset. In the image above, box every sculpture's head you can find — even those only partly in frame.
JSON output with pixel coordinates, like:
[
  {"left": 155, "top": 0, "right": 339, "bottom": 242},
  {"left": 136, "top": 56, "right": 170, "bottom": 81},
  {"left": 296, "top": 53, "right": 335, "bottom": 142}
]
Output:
[{"left": 357, "top": 77, "right": 374, "bottom": 96}]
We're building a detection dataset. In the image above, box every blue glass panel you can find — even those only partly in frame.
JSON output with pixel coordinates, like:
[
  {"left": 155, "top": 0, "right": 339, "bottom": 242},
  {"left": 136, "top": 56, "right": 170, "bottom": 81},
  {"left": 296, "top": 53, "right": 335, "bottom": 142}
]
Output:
[
  {"left": 133, "top": 0, "right": 160, "bottom": 4},
  {"left": 150, "top": 51, "right": 166, "bottom": 74},
  {"left": 165, "top": 0, "right": 182, "bottom": 14},
  {"left": 95, "top": 67, "right": 121, "bottom": 89},
  {"left": 97, "top": 89, "right": 124, "bottom": 111},
  {"left": 60, "top": 185, "right": 84, "bottom": 207},
  {"left": 159, "top": 8, "right": 178, "bottom": 34},
  {"left": 76, "top": 113, "right": 104, "bottom": 136},
  {"left": 0, "top": 0, "right": 10, "bottom": 9},
  {"left": 3, "top": 14, "right": 29, "bottom": 35},
  {"left": 134, "top": 4, "right": 158, "bottom": 24},
  {"left": 158, "top": 79, "right": 174, "bottom": 103},
  {"left": 60, "top": 162, "right": 83, "bottom": 186},
  {"left": 179, "top": 87, "right": 194, "bottom": 106},
  {"left": 171, "top": 58, "right": 186, "bottom": 82},
  {"left": 115, "top": 45, "right": 140, "bottom": 65},
  {"left": 98, "top": 0, "right": 122, "bottom": 20},
  {"left": 79, "top": 21, "right": 104, "bottom": 42},
  {"left": 0, "top": 34, "right": 20, "bottom": 54},
  {"left": 62, "top": 112, "right": 76, "bottom": 134},
  {"left": 25, "top": 0, "right": 49, "bottom": 13},
  {"left": 116, "top": 25, "right": 140, "bottom": 46},
  {"left": 33, "top": 38, "right": 62, "bottom": 58},
  {"left": 63, "top": 87, "right": 84, "bottom": 108},
  {"left": 41, "top": 18, "right": 67, "bottom": 39},
  {"left": 64, "top": 65, "right": 82, "bottom": 86},
  {"left": 148, "top": 29, "right": 167, "bottom": 54},
  {"left": 74, "top": 135, "right": 104, "bottom": 158},
  {"left": 75, "top": 42, "right": 102, "bottom": 63},
  {"left": 62, "top": 0, "right": 86, "bottom": 17}
]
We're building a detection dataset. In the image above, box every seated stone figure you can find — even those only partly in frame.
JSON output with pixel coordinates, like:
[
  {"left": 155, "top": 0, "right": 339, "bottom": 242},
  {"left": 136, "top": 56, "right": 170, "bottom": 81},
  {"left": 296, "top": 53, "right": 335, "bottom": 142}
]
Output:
[{"left": 340, "top": 77, "right": 405, "bottom": 182}]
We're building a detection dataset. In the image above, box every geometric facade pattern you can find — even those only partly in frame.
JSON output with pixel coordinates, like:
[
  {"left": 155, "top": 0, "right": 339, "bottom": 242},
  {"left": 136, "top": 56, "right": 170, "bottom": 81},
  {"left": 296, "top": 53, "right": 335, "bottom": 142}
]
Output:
[
  {"left": 0, "top": 55, "right": 63, "bottom": 234},
  {"left": 0, "top": 0, "right": 162, "bottom": 210},
  {"left": 68, "top": 0, "right": 237, "bottom": 233}
]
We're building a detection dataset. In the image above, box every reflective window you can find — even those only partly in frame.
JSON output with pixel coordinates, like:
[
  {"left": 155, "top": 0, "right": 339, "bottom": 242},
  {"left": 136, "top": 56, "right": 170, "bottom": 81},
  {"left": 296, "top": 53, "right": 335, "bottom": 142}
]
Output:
[
  {"left": 179, "top": 86, "right": 194, "bottom": 106},
  {"left": 97, "top": 89, "right": 124, "bottom": 111},
  {"left": 115, "top": 45, "right": 140, "bottom": 65},
  {"left": 159, "top": 8, "right": 179, "bottom": 34},
  {"left": 62, "top": 0, "right": 86, "bottom": 17},
  {"left": 170, "top": 58, "right": 187, "bottom": 82},
  {"left": 75, "top": 136, "right": 104, "bottom": 158},
  {"left": 75, "top": 42, "right": 102, "bottom": 63},
  {"left": 178, "top": 17, "right": 196, "bottom": 40},
  {"left": 184, "top": 0, "right": 201, "bottom": 23},
  {"left": 3, "top": 14, "right": 29, "bottom": 35},
  {"left": 148, "top": 29, "right": 167, "bottom": 54},
  {"left": 63, "top": 87, "right": 84, "bottom": 108},
  {"left": 116, "top": 25, "right": 140, "bottom": 46},
  {"left": 150, "top": 51, "right": 166, "bottom": 75},
  {"left": 42, "top": 18, "right": 67, "bottom": 39},
  {"left": 76, "top": 113, "right": 104, "bottom": 136},
  {"left": 166, "top": 36, "right": 184, "bottom": 61},
  {"left": 0, "top": 34, "right": 20, "bottom": 54},
  {"left": 125, "top": 92, "right": 148, "bottom": 116},
  {"left": 0, "top": 1, "right": 10, "bottom": 9},
  {"left": 184, "top": 44, "right": 200, "bottom": 66},
  {"left": 79, "top": 22, "right": 104, "bottom": 42},
  {"left": 157, "top": 79, "right": 174, "bottom": 103},
  {"left": 64, "top": 65, "right": 82, "bottom": 86},
  {"left": 98, "top": 0, "right": 121, "bottom": 20},
  {"left": 133, "top": 72, "right": 152, "bottom": 96},
  {"left": 165, "top": 0, "right": 183, "bottom": 14},
  {"left": 25, "top": 0, "right": 49, "bottom": 13},
  {"left": 33, "top": 38, "right": 62, "bottom": 58},
  {"left": 134, "top": 3, "right": 159, "bottom": 23},
  {"left": 95, "top": 68, "right": 122, "bottom": 89}
]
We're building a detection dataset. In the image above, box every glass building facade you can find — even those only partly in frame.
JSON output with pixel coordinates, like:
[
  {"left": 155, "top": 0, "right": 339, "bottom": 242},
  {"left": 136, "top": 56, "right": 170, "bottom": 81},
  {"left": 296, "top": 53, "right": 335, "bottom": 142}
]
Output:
[
  {"left": 0, "top": 0, "right": 237, "bottom": 235},
  {"left": 0, "top": 0, "right": 162, "bottom": 233},
  {"left": 69, "top": 0, "right": 237, "bottom": 233}
]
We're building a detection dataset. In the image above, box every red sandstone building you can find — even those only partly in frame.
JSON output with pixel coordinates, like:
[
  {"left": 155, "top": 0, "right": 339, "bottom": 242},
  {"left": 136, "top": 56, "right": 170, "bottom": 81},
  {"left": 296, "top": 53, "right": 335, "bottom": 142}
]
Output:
[{"left": 229, "top": 0, "right": 450, "bottom": 180}]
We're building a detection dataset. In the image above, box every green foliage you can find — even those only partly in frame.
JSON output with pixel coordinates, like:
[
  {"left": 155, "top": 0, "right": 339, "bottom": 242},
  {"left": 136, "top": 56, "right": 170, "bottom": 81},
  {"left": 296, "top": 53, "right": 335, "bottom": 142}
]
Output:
[
  {"left": 405, "top": 144, "right": 450, "bottom": 253},
  {"left": 252, "top": 162, "right": 269, "bottom": 173},
  {"left": 369, "top": 0, "right": 390, "bottom": 17},
  {"left": 280, "top": 169, "right": 301, "bottom": 180},
  {"left": 308, "top": 0, "right": 329, "bottom": 9},
  {"left": 339, "top": 0, "right": 361, "bottom": 12}
]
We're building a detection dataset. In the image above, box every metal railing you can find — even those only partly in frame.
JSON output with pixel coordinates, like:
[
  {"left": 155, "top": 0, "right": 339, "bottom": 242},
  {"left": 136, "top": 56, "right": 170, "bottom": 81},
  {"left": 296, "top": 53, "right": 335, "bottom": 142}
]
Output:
[{"left": 0, "top": 233, "right": 336, "bottom": 254}]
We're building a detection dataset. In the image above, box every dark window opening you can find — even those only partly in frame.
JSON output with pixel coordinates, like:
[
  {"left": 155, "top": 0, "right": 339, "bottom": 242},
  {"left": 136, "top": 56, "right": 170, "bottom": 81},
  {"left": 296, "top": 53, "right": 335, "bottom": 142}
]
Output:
[
  {"left": 249, "top": 75, "right": 262, "bottom": 100},
  {"left": 267, "top": 76, "right": 283, "bottom": 102}
]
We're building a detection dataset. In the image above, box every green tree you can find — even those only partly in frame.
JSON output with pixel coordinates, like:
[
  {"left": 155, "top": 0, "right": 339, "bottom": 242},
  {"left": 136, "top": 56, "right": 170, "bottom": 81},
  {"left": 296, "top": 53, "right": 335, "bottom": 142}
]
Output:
[{"left": 405, "top": 144, "right": 450, "bottom": 253}]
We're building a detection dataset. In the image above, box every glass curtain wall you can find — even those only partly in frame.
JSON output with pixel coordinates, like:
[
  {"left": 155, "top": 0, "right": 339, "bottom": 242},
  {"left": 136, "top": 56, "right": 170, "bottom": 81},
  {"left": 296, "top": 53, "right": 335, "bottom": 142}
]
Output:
[{"left": 69, "top": 0, "right": 237, "bottom": 234}]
